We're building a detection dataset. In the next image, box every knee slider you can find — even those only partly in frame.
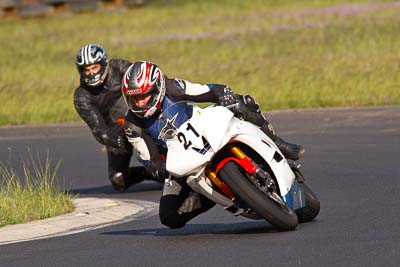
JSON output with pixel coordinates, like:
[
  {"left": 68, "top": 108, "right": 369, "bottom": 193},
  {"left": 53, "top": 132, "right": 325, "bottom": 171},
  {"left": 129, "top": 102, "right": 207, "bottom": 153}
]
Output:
[
  {"left": 110, "top": 172, "right": 124, "bottom": 183},
  {"left": 109, "top": 172, "right": 126, "bottom": 190},
  {"left": 159, "top": 195, "right": 187, "bottom": 229},
  {"left": 159, "top": 212, "right": 186, "bottom": 229}
]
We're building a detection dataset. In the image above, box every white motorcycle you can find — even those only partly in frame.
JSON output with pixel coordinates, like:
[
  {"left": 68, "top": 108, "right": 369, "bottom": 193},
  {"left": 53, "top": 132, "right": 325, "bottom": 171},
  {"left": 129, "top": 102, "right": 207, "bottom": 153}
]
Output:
[{"left": 157, "top": 102, "right": 320, "bottom": 230}]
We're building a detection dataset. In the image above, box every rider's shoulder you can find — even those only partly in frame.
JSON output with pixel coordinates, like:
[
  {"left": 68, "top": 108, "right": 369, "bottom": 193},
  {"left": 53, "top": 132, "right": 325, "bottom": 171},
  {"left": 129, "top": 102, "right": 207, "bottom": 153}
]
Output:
[
  {"left": 165, "top": 77, "right": 187, "bottom": 93},
  {"left": 74, "top": 84, "right": 91, "bottom": 96},
  {"left": 109, "top": 58, "right": 132, "bottom": 73}
]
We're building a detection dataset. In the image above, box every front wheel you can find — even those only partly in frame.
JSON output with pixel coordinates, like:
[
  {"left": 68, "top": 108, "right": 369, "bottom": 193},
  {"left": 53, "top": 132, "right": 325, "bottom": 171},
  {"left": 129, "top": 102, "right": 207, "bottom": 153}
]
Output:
[
  {"left": 219, "top": 162, "right": 298, "bottom": 231},
  {"left": 296, "top": 184, "right": 320, "bottom": 223}
]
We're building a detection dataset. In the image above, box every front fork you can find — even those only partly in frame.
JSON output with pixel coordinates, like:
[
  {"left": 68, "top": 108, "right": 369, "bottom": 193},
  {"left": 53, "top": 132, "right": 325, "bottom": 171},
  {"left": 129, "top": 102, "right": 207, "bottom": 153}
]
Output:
[
  {"left": 289, "top": 162, "right": 305, "bottom": 183},
  {"left": 205, "top": 144, "right": 276, "bottom": 199},
  {"left": 205, "top": 145, "right": 306, "bottom": 212},
  {"left": 228, "top": 145, "right": 277, "bottom": 191}
]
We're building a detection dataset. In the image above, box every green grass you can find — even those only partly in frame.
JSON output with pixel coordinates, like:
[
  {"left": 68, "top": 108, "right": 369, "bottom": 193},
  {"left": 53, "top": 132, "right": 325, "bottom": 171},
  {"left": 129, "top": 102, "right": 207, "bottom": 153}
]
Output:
[
  {"left": 0, "top": 0, "right": 399, "bottom": 125},
  {"left": 0, "top": 153, "right": 74, "bottom": 227}
]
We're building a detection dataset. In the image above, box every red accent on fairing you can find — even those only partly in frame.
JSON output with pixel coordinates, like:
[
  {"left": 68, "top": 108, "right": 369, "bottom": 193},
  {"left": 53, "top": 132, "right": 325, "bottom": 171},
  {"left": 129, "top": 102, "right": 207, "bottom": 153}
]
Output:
[{"left": 216, "top": 157, "right": 257, "bottom": 175}]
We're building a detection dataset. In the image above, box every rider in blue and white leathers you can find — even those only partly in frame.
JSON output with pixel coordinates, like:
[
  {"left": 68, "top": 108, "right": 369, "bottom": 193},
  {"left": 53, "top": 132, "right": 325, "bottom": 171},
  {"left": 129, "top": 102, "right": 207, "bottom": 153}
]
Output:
[{"left": 122, "top": 61, "right": 304, "bottom": 229}]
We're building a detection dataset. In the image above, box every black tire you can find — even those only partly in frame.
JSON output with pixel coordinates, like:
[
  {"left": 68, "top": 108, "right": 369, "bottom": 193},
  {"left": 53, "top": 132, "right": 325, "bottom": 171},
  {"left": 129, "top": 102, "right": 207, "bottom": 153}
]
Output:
[
  {"left": 219, "top": 162, "right": 298, "bottom": 231},
  {"left": 295, "top": 184, "right": 320, "bottom": 223}
]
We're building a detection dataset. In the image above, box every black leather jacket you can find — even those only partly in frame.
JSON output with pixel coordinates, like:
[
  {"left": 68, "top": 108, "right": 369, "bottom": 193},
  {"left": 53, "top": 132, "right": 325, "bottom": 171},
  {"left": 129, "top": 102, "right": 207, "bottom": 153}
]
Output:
[{"left": 73, "top": 59, "right": 131, "bottom": 145}]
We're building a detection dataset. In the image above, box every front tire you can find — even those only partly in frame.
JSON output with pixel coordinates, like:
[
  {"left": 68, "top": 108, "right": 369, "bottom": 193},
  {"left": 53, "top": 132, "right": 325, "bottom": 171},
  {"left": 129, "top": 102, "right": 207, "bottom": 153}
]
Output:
[
  {"left": 296, "top": 184, "right": 320, "bottom": 223},
  {"left": 219, "top": 162, "right": 298, "bottom": 231}
]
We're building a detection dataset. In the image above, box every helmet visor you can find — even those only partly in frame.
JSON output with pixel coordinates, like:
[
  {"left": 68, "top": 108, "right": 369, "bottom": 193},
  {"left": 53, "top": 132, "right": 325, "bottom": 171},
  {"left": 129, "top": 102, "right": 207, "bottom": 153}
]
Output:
[
  {"left": 128, "top": 92, "right": 154, "bottom": 110},
  {"left": 123, "top": 73, "right": 164, "bottom": 117}
]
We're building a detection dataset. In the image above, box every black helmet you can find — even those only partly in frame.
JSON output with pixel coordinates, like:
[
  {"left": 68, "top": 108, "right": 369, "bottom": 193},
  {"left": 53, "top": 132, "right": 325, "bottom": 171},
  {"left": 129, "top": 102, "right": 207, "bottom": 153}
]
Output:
[{"left": 75, "top": 44, "right": 109, "bottom": 87}]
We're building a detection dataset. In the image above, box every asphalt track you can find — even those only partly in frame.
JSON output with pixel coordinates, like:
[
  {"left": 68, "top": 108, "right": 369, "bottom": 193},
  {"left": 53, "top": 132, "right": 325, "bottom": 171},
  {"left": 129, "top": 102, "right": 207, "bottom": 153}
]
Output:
[{"left": 0, "top": 106, "right": 399, "bottom": 267}]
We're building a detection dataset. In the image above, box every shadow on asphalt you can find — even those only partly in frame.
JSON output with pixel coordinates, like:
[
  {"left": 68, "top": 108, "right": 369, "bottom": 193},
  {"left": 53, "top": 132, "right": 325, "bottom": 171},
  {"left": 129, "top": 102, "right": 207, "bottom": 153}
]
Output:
[
  {"left": 100, "top": 221, "right": 284, "bottom": 236},
  {"left": 67, "top": 181, "right": 163, "bottom": 196}
]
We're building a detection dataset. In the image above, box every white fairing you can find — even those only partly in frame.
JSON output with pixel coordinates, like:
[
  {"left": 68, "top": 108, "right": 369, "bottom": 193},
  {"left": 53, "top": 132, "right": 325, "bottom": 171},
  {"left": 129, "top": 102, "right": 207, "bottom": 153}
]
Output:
[
  {"left": 165, "top": 105, "right": 296, "bottom": 196},
  {"left": 230, "top": 133, "right": 295, "bottom": 195},
  {"left": 166, "top": 106, "right": 233, "bottom": 176}
]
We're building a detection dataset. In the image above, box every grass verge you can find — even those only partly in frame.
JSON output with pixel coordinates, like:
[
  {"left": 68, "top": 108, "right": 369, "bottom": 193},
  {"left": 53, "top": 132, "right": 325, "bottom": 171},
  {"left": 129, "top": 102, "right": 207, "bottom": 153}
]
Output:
[
  {"left": 0, "top": 0, "right": 399, "bottom": 125},
  {"left": 0, "top": 153, "right": 74, "bottom": 227}
]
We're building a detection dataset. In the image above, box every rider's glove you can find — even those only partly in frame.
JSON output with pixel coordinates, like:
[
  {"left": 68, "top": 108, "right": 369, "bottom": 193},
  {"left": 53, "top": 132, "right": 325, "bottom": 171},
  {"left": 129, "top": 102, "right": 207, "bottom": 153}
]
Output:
[
  {"left": 217, "top": 87, "right": 240, "bottom": 109},
  {"left": 228, "top": 94, "right": 261, "bottom": 119},
  {"left": 103, "top": 132, "right": 130, "bottom": 156},
  {"left": 95, "top": 128, "right": 128, "bottom": 149}
]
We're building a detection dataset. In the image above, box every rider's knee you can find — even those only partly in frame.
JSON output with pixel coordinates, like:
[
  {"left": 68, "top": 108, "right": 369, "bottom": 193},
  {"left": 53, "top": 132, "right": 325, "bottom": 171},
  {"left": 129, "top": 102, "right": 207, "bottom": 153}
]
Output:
[
  {"left": 159, "top": 195, "right": 186, "bottom": 229},
  {"left": 109, "top": 172, "right": 126, "bottom": 191},
  {"left": 159, "top": 213, "right": 186, "bottom": 229}
]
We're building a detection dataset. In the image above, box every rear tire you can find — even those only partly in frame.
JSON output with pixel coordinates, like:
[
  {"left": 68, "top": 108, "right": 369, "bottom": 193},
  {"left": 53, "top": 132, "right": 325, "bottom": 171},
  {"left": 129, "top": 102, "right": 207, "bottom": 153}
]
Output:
[
  {"left": 219, "top": 162, "right": 298, "bottom": 231},
  {"left": 296, "top": 184, "right": 320, "bottom": 223}
]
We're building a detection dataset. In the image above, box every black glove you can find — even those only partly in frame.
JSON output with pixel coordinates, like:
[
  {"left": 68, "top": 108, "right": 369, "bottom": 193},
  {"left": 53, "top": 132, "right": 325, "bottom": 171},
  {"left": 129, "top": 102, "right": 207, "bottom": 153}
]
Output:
[
  {"left": 94, "top": 128, "right": 127, "bottom": 148},
  {"left": 217, "top": 87, "right": 240, "bottom": 109},
  {"left": 105, "top": 131, "right": 130, "bottom": 156},
  {"left": 229, "top": 95, "right": 261, "bottom": 120}
]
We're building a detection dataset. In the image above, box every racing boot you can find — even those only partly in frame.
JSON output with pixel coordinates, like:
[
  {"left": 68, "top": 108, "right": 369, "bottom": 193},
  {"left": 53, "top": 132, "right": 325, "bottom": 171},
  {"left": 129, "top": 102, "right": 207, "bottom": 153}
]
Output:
[{"left": 260, "top": 122, "right": 305, "bottom": 161}]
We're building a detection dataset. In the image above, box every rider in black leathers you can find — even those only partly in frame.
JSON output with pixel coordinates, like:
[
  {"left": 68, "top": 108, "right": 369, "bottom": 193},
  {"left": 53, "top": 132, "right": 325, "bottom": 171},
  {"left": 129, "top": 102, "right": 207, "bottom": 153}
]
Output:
[
  {"left": 121, "top": 61, "right": 305, "bottom": 228},
  {"left": 73, "top": 44, "right": 158, "bottom": 191}
]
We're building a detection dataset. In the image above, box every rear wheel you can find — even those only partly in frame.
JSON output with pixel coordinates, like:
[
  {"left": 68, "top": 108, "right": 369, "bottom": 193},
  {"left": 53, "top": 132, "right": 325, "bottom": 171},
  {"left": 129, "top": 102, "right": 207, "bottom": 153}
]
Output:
[
  {"left": 219, "top": 162, "right": 298, "bottom": 231},
  {"left": 295, "top": 184, "right": 320, "bottom": 223}
]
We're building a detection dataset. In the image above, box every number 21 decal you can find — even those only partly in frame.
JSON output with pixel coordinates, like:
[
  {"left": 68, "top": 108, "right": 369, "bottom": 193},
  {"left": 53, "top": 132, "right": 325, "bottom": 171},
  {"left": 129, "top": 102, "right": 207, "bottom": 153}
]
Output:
[{"left": 177, "top": 123, "right": 199, "bottom": 150}]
